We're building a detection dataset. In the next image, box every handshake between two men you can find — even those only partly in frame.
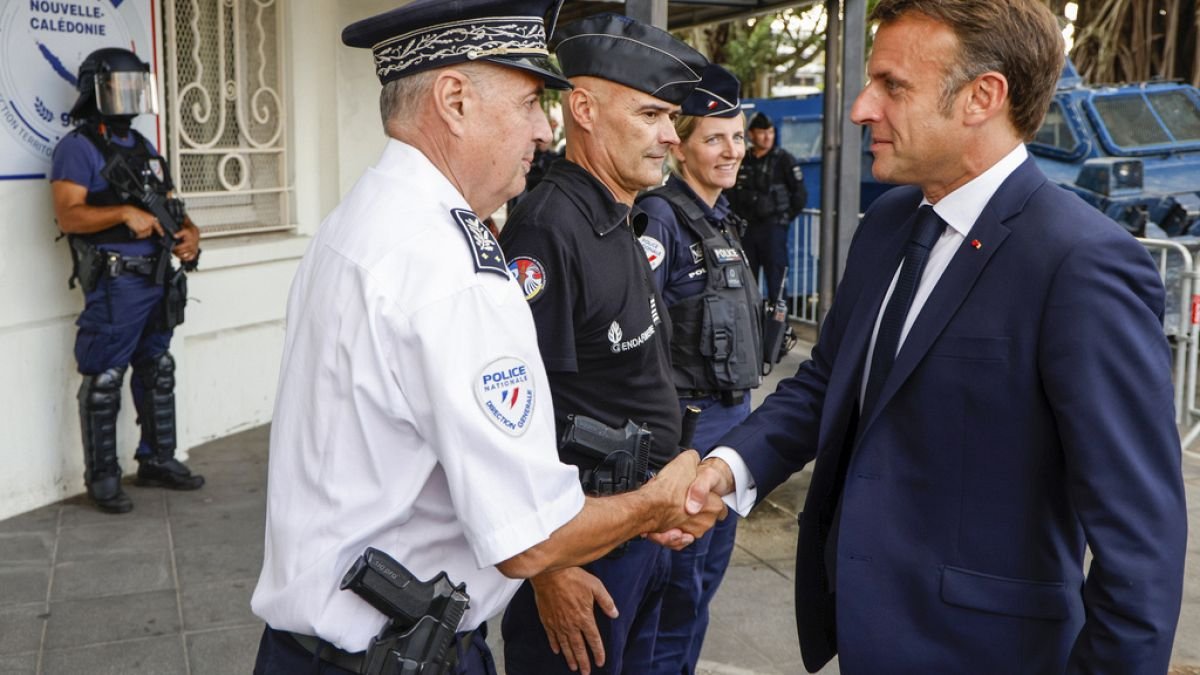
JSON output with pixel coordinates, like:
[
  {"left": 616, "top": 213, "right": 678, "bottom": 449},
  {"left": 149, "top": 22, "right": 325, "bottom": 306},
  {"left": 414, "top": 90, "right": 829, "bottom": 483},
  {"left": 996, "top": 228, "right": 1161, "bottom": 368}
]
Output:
[{"left": 496, "top": 448, "right": 730, "bottom": 583}]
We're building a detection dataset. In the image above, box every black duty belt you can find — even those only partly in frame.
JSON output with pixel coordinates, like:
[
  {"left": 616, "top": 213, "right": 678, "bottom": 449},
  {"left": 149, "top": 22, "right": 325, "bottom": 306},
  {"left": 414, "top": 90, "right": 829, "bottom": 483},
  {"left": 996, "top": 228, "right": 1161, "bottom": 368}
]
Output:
[
  {"left": 678, "top": 389, "right": 748, "bottom": 406},
  {"left": 286, "top": 631, "right": 366, "bottom": 672},
  {"left": 102, "top": 251, "right": 159, "bottom": 278},
  {"left": 286, "top": 628, "right": 474, "bottom": 673}
]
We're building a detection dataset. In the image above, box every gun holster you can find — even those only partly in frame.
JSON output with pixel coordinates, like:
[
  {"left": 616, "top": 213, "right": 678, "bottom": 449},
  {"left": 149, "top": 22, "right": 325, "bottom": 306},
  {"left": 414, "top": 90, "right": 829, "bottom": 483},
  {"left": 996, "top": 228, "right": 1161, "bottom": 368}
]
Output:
[
  {"left": 153, "top": 267, "right": 188, "bottom": 332},
  {"left": 560, "top": 416, "right": 653, "bottom": 558},
  {"left": 341, "top": 548, "right": 470, "bottom": 675},
  {"left": 68, "top": 237, "right": 104, "bottom": 293}
]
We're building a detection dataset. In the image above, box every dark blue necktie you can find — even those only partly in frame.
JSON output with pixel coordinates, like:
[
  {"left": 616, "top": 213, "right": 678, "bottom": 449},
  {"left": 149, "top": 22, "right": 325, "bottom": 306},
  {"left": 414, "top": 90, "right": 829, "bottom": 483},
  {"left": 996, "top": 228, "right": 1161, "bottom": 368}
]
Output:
[{"left": 860, "top": 205, "right": 946, "bottom": 418}]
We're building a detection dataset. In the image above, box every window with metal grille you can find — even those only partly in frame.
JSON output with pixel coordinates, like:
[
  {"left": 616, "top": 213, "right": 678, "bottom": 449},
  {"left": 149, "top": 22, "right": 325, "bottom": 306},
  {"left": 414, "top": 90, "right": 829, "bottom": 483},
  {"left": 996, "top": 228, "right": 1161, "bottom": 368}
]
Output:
[{"left": 163, "top": 0, "right": 291, "bottom": 237}]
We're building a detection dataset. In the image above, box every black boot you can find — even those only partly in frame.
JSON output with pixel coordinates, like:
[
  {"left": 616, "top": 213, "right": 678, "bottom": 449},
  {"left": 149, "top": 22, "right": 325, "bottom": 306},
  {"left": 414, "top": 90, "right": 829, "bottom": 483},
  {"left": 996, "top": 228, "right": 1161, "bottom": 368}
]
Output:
[
  {"left": 132, "top": 351, "right": 205, "bottom": 491},
  {"left": 136, "top": 455, "right": 205, "bottom": 490},
  {"left": 79, "top": 368, "right": 133, "bottom": 514}
]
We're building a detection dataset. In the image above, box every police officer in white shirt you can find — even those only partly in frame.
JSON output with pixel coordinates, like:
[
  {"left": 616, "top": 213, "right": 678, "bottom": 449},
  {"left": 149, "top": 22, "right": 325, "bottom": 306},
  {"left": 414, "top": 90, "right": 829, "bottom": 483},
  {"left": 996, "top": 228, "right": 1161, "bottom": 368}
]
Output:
[{"left": 250, "top": 2, "right": 726, "bottom": 674}]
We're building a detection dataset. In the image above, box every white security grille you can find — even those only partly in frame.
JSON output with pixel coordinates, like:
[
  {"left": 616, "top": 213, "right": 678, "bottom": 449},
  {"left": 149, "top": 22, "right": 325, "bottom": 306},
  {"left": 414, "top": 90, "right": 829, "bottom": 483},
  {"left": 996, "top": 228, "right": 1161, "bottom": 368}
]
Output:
[{"left": 163, "top": 0, "right": 291, "bottom": 237}]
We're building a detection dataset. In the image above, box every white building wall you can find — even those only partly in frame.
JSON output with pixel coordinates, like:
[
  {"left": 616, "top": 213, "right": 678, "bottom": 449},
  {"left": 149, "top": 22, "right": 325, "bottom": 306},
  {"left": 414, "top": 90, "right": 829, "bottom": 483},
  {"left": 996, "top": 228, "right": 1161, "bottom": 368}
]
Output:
[{"left": 0, "top": 0, "right": 384, "bottom": 520}]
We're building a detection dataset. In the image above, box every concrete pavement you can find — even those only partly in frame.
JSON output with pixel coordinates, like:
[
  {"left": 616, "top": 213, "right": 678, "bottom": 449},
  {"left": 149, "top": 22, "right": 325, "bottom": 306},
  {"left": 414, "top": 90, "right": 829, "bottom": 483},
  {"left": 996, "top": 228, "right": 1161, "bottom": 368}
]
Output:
[{"left": 1, "top": 334, "right": 1198, "bottom": 674}]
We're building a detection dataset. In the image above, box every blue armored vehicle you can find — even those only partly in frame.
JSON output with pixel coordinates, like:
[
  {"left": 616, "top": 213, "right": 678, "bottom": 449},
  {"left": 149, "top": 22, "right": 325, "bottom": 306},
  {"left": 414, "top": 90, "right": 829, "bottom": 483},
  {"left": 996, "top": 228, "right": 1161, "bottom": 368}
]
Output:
[{"left": 1028, "top": 59, "right": 1200, "bottom": 237}]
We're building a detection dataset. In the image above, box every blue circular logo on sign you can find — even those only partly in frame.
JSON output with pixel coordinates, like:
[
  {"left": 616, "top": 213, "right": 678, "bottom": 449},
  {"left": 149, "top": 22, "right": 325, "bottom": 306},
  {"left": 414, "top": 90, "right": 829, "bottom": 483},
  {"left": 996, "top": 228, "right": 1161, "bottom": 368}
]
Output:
[{"left": 0, "top": 0, "right": 150, "bottom": 174}]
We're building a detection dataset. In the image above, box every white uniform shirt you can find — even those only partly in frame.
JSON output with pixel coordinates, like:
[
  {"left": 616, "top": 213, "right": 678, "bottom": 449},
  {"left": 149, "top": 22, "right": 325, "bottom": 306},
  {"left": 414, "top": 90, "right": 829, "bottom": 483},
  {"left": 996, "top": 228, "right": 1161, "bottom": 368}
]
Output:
[
  {"left": 251, "top": 140, "right": 585, "bottom": 651},
  {"left": 711, "top": 144, "right": 1029, "bottom": 515}
]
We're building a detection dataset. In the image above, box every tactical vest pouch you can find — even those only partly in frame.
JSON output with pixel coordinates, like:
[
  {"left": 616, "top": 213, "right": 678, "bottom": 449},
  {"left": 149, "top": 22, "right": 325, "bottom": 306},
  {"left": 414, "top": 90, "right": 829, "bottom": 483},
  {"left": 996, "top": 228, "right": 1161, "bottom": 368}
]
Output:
[
  {"left": 154, "top": 268, "right": 188, "bottom": 332},
  {"left": 701, "top": 296, "right": 739, "bottom": 388},
  {"left": 69, "top": 237, "right": 105, "bottom": 293}
]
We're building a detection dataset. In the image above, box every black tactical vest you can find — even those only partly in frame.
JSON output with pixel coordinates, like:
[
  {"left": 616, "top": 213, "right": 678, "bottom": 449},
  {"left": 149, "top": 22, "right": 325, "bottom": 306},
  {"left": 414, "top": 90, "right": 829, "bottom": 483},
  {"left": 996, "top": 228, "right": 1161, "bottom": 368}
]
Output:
[
  {"left": 72, "top": 121, "right": 171, "bottom": 245},
  {"left": 642, "top": 183, "right": 763, "bottom": 393}
]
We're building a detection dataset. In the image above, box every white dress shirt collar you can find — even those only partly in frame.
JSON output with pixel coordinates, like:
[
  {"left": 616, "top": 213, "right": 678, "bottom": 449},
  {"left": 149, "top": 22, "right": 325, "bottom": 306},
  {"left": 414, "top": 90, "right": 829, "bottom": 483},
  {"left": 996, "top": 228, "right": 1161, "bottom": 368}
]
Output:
[{"left": 925, "top": 143, "right": 1028, "bottom": 237}]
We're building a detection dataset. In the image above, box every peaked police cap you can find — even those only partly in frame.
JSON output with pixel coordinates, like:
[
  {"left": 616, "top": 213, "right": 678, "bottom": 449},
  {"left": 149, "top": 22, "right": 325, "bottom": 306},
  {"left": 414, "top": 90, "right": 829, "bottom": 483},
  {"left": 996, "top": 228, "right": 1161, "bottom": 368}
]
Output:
[{"left": 342, "top": 0, "right": 571, "bottom": 89}]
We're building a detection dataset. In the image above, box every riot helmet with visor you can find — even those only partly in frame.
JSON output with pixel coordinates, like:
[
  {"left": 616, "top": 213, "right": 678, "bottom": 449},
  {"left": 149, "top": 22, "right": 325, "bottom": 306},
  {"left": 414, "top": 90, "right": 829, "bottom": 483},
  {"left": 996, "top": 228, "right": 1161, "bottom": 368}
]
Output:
[{"left": 69, "top": 48, "right": 159, "bottom": 122}]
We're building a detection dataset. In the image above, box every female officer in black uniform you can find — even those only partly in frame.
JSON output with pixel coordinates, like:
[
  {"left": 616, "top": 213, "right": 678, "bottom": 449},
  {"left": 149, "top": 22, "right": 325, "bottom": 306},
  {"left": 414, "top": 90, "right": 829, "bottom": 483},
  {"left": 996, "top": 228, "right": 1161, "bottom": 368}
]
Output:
[{"left": 637, "top": 65, "right": 762, "bottom": 675}]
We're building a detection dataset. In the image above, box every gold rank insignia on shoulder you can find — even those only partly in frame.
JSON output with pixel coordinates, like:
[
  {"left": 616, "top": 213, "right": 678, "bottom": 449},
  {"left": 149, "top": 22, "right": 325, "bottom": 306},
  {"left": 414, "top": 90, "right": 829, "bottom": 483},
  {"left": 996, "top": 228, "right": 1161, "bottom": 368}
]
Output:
[{"left": 451, "top": 208, "right": 510, "bottom": 278}]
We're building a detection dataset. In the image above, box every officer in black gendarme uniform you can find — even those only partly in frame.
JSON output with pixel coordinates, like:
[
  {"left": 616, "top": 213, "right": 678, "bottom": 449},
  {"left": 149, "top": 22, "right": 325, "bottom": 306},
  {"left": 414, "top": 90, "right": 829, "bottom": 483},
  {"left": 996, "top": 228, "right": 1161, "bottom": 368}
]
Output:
[
  {"left": 50, "top": 47, "right": 204, "bottom": 514},
  {"left": 498, "top": 13, "right": 708, "bottom": 675},
  {"left": 726, "top": 111, "right": 807, "bottom": 302}
]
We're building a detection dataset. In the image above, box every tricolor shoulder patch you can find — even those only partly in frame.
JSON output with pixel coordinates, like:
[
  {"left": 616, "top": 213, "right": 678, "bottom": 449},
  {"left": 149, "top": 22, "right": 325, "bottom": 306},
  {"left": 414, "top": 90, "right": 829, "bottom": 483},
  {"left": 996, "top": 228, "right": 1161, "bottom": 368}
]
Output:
[
  {"left": 475, "top": 357, "right": 536, "bottom": 436},
  {"left": 452, "top": 208, "right": 509, "bottom": 278},
  {"left": 508, "top": 256, "right": 547, "bottom": 302}
]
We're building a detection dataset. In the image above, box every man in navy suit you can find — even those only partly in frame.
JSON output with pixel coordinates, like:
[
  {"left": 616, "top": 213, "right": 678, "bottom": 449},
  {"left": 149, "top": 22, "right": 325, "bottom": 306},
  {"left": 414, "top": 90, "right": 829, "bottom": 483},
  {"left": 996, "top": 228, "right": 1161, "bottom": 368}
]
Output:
[{"left": 669, "top": 0, "right": 1189, "bottom": 672}]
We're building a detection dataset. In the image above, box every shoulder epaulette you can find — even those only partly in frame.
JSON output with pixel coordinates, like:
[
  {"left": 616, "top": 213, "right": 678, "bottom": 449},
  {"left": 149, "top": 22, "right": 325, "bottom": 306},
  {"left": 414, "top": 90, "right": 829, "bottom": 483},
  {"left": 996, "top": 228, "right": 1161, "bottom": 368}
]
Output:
[{"left": 451, "top": 208, "right": 509, "bottom": 278}]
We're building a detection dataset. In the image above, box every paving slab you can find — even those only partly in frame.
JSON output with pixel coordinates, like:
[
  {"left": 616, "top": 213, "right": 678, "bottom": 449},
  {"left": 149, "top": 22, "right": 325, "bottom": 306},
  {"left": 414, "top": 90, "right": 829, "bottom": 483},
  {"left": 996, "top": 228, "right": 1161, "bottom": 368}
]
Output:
[
  {"left": 50, "top": 551, "right": 173, "bottom": 601},
  {"left": 173, "top": 541, "right": 263, "bottom": 589},
  {"left": 0, "top": 567, "right": 48, "bottom": 606},
  {"left": 0, "top": 506, "right": 57, "bottom": 535},
  {"left": 0, "top": 604, "right": 45, "bottom": 657},
  {"left": 0, "top": 533, "right": 53, "bottom": 565},
  {"left": 41, "top": 635, "right": 186, "bottom": 675},
  {"left": 185, "top": 626, "right": 262, "bottom": 675},
  {"left": 0, "top": 652, "right": 37, "bottom": 675},
  {"left": 55, "top": 519, "right": 169, "bottom": 562},
  {"left": 180, "top": 578, "right": 261, "bottom": 632},
  {"left": 44, "top": 589, "right": 179, "bottom": 650}
]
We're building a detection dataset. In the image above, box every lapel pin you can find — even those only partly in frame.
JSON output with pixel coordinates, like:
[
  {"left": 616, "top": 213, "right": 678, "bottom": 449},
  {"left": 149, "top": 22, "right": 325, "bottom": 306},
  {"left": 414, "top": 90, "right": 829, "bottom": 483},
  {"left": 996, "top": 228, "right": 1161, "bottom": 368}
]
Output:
[{"left": 970, "top": 239, "right": 982, "bottom": 250}]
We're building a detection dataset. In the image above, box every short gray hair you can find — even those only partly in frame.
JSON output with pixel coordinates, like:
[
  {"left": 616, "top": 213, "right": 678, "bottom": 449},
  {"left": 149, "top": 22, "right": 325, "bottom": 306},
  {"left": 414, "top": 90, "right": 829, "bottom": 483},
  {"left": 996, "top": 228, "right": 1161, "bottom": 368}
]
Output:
[
  {"left": 379, "top": 63, "right": 502, "bottom": 134},
  {"left": 380, "top": 69, "right": 437, "bottom": 132}
]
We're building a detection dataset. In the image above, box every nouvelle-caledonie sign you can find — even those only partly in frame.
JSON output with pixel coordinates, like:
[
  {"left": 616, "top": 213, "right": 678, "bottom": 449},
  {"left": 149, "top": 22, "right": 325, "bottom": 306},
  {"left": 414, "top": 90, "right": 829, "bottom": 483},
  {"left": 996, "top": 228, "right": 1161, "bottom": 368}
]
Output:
[{"left": 0, "top": 0, "right": 155, "bottom": 180}]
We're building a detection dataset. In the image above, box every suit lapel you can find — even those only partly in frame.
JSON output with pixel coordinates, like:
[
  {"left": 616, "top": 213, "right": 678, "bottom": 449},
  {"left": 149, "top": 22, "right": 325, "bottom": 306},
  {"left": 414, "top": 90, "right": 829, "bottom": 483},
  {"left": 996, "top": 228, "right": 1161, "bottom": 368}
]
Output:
[{"left": 857, "top": 157, "right": 1046, "bottom": 434}]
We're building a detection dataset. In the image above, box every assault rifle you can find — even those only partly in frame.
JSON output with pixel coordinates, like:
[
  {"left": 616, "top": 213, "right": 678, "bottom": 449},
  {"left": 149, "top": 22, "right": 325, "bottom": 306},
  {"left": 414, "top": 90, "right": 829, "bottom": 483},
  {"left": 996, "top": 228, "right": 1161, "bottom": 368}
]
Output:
[{"left": 101, "top": 153, "right": 199, "bottom": 284}]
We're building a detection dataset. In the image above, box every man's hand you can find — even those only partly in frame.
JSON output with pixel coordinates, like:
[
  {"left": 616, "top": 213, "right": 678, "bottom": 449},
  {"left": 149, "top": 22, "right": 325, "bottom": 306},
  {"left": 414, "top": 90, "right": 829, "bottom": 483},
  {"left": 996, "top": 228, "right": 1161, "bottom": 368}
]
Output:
[
  {"left": 641, "top": 451, "right": 727, "bottom": 549},
  {"left": 172, "top": 221, "right": 200, "bottom": 263},
  {"left": 124, "top": 205, "right": 164, "bottom": 239},
  {"left": 531, "top": 567, "right": 617, "bottom": 674},
  {"left": 646, "top": 457, "right": 735, "bottom": 549}
]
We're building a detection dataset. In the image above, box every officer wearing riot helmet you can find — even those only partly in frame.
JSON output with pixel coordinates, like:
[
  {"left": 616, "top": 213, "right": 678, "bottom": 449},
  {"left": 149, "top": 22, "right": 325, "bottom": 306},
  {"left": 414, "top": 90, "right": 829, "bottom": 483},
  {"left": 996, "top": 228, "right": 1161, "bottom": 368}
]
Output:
[
  {"left": 726, "top": 111, "right": 807, "bottom": 301},
  {"left": 50, "top": 47, "right": 203, "bottom": 514},
  {"left": 635, "top": 64, "right": 761, "bottom": 675}
]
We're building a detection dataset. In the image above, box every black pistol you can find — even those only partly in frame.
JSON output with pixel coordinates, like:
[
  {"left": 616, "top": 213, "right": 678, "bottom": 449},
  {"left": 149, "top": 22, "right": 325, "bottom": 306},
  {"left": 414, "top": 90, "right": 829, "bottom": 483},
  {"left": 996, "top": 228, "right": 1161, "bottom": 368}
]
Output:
[
  {"left": 559, "top": 415, "right": 652, "bottom": 496},
  {"left": 340, "top": 547, "right": 469, "bottom": 675}
]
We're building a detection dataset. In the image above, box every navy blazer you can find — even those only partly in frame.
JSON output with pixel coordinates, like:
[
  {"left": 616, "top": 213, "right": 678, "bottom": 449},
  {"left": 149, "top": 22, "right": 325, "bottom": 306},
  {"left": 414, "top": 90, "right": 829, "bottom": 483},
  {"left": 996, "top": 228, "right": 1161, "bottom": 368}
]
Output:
[{"left": 719, "top": 158, "right": 1187, "bottom": 673}]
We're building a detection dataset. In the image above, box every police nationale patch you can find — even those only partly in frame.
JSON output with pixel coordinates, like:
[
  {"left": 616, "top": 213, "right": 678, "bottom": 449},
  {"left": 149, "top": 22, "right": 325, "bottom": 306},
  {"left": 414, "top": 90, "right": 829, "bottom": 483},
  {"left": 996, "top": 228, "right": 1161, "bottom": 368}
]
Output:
[
  {"left": 712, "top": 247, "right": 742, "bottom": 264},
  {"left": 508, "top": 256, "right": 546, "bottom": 302},
  {"left": 639, "top": 236, "right": 665, "bottom": 270},
  {"left": 452, "top": 208, "right": 509, "bottom": 278},
  {"left": 475, "top": 357, "right": 536, "bottom": 436},
  {"left": 689, "top": 242, "right": 704, "bottom": 264}
]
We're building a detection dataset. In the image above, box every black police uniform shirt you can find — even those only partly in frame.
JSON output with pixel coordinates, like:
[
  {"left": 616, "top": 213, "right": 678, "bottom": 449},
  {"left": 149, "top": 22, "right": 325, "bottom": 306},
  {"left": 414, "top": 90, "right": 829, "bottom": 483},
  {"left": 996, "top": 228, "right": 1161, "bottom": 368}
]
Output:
[
  {"left": 51, "top": 129, "right": 162, "bottom": 258},
  {"left": 638, "top": 174, "right": 737, "bottom": 307},
  {"left": 500, "top": 158, "right": 683, "bottom": 468}
]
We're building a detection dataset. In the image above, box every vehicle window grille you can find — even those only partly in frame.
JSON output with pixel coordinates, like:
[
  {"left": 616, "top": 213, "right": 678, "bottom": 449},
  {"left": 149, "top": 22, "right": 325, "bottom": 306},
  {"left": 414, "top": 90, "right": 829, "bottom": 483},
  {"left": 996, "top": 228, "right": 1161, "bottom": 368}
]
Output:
[
  {"left": 1093, "top": 95, "right": 1172, "bottom": 148},
  {"left": 1148, "top": 90, "right": 1200, "bottom": 144}
]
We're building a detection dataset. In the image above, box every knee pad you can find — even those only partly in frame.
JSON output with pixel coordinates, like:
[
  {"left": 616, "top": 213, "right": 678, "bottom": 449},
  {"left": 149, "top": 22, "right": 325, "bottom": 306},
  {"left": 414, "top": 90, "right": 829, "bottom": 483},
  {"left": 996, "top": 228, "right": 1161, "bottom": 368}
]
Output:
[
  {"left": 78, "top": 366, "right": 126, "bottom": 475},
  {"left": 134, "top": 351, "right": 176, "bottom": 455}
]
